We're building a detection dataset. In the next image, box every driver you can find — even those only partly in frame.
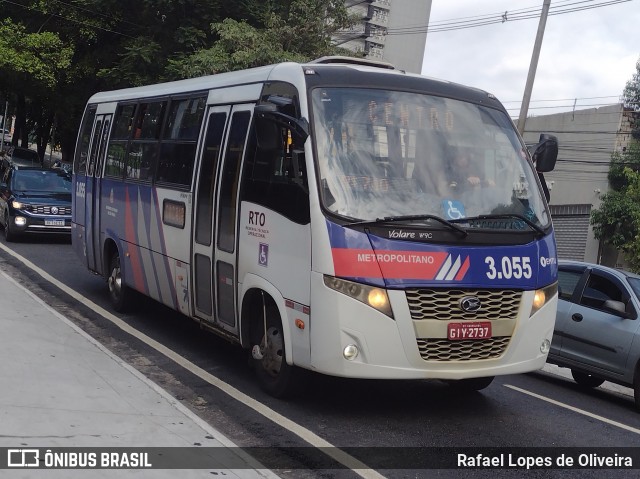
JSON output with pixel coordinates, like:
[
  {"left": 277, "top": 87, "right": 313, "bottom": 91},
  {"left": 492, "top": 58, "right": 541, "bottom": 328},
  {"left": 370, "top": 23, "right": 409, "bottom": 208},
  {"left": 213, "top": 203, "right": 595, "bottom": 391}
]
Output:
[{"left": 447, "top": 148, "right": 495, "bottom": 189}]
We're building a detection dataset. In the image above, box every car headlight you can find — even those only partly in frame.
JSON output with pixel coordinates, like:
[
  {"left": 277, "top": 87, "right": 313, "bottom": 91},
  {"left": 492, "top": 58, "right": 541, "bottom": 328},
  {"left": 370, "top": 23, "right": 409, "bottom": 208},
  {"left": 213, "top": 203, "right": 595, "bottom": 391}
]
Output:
[
  {"left": 12, "top": 200, "right": 24, "bottom": 209},
  {"left": 530, "top": 282, "right": 558, "bottom": 317},
  {"left": 323, "top": 275, "right": 394, "bottom": 318}
]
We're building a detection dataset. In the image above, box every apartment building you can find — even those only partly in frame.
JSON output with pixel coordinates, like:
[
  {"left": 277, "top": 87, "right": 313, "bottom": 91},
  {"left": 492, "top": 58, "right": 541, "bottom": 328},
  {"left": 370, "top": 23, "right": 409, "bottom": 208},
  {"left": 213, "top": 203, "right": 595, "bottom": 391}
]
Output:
[
  {"left": 335, "top": 0, "right": 432, "bottom": 73},
  {"left": 522, "top": 104, "right": 637, "bottom": 266}
]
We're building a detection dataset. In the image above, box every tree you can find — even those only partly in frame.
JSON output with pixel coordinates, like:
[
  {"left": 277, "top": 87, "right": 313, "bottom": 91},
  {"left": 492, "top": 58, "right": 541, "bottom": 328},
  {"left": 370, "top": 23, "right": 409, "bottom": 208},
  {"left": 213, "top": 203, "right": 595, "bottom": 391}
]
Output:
[
  {"left": 0, "top": 18, "right": 73, "bottom": 156},
  {"left": 591, "top": 58, "right": 640, "bottom": 270},
  {"left": 591, "top": 143, "right": 640, "bottom": 271},
  {"left": 166, "top": 0, "right": 358, "bottom": 77},
  {"left": 0, "top": 0, "right": 359, "bottom": 160},
  {"left": 623, "top": 57, "right": 640, "bottom": 135}
]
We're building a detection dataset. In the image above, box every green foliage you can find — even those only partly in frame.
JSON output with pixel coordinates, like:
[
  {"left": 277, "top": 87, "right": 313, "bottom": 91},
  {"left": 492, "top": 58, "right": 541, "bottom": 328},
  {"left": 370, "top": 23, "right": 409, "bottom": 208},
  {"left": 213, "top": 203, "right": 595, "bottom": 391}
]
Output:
[
  {"left": 98, "top": 38, "right": 164, "bottom": 87},
  {"left": 0, "top": 19, "right": 73, "bottom": 90},
  {"left": 591, "top": 143, "right": 640, "bottom": 271},
  {"left": 167, "top": 0, "right": 357, "bottom": 78},
  {"left": 623, "top": 57, "right": 640, "bottom": 134},
  {"left": 0, "top": 0, "right": 359, "bottom": 158},
  {"left": 592, "top": 57, "right": 640, "bottom": 270},
  {"left": 166, "top": 18, "right": 306, "bottom": 77},
  {"left": 623, "top": 58, "right": 640, "bottom": 112}
]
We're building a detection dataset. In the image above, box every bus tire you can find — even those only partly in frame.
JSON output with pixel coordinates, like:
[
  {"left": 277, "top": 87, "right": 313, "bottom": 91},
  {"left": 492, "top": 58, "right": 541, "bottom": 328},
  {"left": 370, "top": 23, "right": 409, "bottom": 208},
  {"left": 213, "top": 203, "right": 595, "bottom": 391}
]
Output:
[
  {"left": 254, "top": 317, "right": 298, "bottom": 398},
  {"left": 107, "top": 250, "right": 131, "bottom": 312},
  {"left": 445, "top": 376, "right": 495, "bottom": 391}
]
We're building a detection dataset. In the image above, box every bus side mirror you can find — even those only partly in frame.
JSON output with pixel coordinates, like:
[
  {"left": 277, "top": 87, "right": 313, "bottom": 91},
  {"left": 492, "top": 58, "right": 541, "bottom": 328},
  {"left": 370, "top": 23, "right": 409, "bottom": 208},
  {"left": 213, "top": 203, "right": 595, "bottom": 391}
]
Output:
[{"left": 532, "top": 134, "right": 558, "bottom": 173}]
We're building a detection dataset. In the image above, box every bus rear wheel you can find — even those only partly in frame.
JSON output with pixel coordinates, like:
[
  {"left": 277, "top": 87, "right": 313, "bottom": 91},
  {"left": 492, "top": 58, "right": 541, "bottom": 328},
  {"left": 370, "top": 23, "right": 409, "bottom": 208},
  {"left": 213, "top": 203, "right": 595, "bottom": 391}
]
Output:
[
  {"left": 253, "top": 319, "right": 297, "bottom": 398},
  {"left": 107, "top": 251, "right": 131, "bottom": 312}
]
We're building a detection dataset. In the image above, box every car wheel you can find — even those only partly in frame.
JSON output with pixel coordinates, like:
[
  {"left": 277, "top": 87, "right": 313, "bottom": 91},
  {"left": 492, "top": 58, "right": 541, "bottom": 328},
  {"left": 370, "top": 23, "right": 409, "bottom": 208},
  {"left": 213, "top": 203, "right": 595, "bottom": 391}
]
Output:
[
  {"left": 633, "top": 369, "right": 640, "bottom": 411},
  {"left": 445, "top": 376, "right": 495, "bottom": 391},
  {"left": 4, "top": 211, "right": 17, "bottom": 242},
  {"left": 571, "top": 369, "right": 605, "bottom": 388},
  {"left": 107, "top": 250, "right": 132, "bottom": 312}
]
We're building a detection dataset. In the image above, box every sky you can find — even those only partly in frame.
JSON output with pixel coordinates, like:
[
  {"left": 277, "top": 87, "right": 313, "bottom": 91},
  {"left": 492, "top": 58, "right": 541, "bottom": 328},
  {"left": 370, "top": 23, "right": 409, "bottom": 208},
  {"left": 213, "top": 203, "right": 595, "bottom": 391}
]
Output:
[{"left": 421, "top": 0, "right": 640, "bottom": 118}]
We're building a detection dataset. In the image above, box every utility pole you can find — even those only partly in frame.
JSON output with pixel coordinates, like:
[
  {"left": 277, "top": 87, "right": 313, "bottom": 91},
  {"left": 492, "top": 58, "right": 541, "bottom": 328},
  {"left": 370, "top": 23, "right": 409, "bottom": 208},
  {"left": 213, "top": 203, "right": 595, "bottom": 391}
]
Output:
[
  {"left": 517, "top": 0, "right": 551, "bottom": 134},
  {"left": 1, "top": 100, "right": 7, "bottom": 151}
]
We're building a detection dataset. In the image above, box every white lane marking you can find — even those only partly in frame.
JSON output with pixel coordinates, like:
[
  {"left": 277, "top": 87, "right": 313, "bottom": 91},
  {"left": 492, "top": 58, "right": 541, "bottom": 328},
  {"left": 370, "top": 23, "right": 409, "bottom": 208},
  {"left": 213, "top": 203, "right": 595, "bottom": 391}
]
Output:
[
  {"left": 0, "top": 243, "right": 386, "bottom": 479},
  {"left": 505, "top": 384, "right": 640, "bottom": 435}
]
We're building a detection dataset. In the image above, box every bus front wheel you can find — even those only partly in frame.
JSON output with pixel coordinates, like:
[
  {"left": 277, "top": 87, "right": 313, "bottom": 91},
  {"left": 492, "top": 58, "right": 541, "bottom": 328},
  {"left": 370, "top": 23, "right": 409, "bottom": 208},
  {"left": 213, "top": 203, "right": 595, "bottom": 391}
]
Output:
[
  {"left": 253, "top": 318, "right": 298, "bottom": 398},
  {"left": 108, "top": 251, "right": 131, "bottom": 312}
]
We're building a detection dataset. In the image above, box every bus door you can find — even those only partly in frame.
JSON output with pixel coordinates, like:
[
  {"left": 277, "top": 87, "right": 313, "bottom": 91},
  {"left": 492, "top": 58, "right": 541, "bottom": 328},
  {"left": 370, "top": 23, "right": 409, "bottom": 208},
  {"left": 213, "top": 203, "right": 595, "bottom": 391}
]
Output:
[
  {"left": 192, "top": 105, "right": 252, "bottom": 336},
  {"left": 192, "top": 106, "right": 230, "bottom": 327},
  {"left": 85, "top": 114, "right": 111, "bottom": 273}
]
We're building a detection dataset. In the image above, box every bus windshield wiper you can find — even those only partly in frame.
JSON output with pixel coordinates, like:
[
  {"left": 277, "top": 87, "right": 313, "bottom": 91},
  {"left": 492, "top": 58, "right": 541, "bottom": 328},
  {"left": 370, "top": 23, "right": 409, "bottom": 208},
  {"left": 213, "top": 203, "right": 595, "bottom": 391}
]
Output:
[
  {"left": 450, "top": 214, "right": 545, "bottom": 236},
  {"left": 346, "top": 214, "right": 468, "bottom": 237}
]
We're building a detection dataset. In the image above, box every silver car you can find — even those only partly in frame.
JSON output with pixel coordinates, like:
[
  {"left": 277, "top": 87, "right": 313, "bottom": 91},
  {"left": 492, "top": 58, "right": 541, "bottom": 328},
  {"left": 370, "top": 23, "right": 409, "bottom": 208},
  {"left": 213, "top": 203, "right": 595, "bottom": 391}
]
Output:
[{"left": 548, "top": 260, "right": 640, "bottom": 410}]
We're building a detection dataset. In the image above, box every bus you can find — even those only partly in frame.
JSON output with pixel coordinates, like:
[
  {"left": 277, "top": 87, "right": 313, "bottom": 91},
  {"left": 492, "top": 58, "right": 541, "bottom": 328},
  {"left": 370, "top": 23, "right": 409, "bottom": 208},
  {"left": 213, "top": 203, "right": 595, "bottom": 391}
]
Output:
[{"left": 72, "top": 56, "right": 559, "bottom": 397}]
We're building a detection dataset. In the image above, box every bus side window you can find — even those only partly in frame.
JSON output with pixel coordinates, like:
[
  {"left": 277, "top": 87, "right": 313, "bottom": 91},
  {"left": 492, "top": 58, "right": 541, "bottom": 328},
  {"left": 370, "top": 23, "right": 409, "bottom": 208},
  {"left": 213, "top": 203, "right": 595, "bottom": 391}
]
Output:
[
  {"left": 156, "top": 96, "right": 206, "bottom": 187},
  {"left": 241, "top": 121, "right": 310, "bottom": 225},
  {"left": 126, "top": 101, "right": 165, "bottom": 182},
  {"left": 105, "top": 104, "right": 136, "bottom": 178},
  {"left": 74, "top": 106, "right": 97, "bottom": 176}
]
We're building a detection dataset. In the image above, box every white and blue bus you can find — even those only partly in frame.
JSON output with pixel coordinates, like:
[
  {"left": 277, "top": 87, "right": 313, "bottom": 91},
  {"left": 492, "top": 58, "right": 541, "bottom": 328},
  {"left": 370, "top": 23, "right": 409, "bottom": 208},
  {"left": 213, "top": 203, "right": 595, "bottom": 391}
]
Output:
[{"left": 72, "top": 57, "right": 559, "bottom": 396}]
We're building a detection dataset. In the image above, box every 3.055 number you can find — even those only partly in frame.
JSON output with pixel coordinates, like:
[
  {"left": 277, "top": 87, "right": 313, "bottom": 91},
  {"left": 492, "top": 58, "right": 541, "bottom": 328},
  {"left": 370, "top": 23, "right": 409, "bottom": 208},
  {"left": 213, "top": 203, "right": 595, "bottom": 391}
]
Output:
[{"left": 485, "top": 256, "right": 532, "bottom": 280}]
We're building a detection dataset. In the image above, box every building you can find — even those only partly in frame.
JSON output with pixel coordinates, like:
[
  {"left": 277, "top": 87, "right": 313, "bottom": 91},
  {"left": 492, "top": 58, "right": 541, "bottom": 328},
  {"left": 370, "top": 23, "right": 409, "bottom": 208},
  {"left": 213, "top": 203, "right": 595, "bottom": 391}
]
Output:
[
  {"left": 522, "top": 104, "right": 637, "bottom": 266},
  {"left": 335, "top": 0, "right": 432, "bottom": 73}
]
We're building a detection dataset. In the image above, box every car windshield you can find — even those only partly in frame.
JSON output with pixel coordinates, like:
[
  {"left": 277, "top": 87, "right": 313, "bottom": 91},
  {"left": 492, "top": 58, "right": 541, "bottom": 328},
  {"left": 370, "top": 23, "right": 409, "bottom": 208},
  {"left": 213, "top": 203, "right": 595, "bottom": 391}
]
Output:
[
  {"left": 12, "top": 149, "right": 40, "bottom": 164},
  {"left": 311, "top": 88, "right": 550, "bottom": 231},
  {"left": 12, "top": 170, "right": 71, "bottom": 193},
  {"left": 627, "top": 277, "right": 640, "bottom": 301}
]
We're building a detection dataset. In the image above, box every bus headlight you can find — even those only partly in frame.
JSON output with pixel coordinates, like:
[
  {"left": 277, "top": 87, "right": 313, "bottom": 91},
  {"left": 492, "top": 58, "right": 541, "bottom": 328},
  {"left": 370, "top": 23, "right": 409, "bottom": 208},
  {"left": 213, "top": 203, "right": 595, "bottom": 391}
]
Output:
[
  {"left": 323, "top": 275, "right": 394, "bottom": 319},
  {"left": 530, "top": 282, "right": 557, "bottom": 317}
]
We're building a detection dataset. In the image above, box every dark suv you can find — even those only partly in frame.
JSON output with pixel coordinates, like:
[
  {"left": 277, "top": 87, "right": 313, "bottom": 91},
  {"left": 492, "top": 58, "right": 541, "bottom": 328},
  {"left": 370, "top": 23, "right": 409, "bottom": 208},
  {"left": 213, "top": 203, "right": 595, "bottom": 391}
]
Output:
[{"left": 0, "top": 165, "right": 72, "bottom": 241}]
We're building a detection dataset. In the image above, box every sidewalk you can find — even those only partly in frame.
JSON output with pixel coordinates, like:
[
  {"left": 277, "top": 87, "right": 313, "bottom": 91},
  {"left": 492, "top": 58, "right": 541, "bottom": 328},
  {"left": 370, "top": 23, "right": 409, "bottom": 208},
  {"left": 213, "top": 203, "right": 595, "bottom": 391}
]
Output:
[{"left": 0, "top": 270, "right": 280, "bottom": 478}]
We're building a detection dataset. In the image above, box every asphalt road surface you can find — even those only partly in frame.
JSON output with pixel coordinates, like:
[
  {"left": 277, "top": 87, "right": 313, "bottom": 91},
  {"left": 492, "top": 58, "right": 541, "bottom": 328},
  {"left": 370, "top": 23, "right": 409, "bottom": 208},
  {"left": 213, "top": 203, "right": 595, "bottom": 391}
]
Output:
[{"left": 1, "top": 234, "right": 639, "bottom": 479}]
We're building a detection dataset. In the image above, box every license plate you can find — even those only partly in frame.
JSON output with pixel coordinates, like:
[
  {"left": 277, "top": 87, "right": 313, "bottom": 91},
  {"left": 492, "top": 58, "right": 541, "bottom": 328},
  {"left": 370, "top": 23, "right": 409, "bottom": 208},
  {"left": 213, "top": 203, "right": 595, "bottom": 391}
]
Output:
[
  {"left": 447, "top": 322, "right": 492, "bottom": 340},
  {"left": 45, "top": 219, "right": 65, "bottom": 227}
]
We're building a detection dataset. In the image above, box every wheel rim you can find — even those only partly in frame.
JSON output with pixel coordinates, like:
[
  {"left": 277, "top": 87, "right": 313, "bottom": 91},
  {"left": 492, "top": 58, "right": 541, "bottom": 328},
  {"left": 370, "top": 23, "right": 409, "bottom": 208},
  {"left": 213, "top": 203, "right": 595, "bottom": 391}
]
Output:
[
  {"left": 260, "top": 326, "right": 284, "bottom": 378},
  {"left": 108, "top": 256, "right": 122, "bottom": 300}
]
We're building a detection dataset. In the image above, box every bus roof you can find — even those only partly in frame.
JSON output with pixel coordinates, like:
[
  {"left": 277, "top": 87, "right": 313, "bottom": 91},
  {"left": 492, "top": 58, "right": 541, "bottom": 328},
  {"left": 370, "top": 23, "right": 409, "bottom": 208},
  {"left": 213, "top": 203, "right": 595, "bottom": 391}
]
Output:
[{"left": 86, "top": 58, "right": 502, "bottom": 111}]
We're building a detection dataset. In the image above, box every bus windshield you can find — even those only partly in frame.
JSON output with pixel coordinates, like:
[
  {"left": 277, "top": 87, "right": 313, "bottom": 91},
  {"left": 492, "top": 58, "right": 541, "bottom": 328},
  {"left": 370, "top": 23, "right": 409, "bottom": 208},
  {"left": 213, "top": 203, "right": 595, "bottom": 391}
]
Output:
[{"left": 311, "top": 87, "right": 550, "bottom": 230}]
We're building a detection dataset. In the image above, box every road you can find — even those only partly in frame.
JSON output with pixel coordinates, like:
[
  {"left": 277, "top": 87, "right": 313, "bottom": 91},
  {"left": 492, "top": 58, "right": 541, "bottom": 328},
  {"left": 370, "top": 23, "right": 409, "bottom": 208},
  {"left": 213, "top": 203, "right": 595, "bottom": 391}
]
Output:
[{"left": 1, "top": 235, "right": 640, "bottom": 479}]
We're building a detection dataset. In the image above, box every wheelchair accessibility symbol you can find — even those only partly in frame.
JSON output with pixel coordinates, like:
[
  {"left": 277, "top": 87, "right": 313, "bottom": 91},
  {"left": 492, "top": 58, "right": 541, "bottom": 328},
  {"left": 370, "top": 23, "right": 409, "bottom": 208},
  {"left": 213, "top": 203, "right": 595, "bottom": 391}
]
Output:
[
  {"left": 442, "top": 200, "right": 466, "bottom": 220},
  {"left": 258, "top": 243, "right": 269, "bottom": 267}
]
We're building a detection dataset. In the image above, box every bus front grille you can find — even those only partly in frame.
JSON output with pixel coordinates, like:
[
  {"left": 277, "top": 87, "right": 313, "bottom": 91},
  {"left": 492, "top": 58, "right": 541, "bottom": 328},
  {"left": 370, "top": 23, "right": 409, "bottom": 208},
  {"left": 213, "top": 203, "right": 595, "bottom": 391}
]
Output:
[
  {"left": 406, "top": 288, "right": 521, "bottom": 362},
  {"left": 417, "top": 337, "right": 511, "bottom": 361},
  {"left": 405, "top": 288, "right": 522, "bottom": 321},
  {"left": 25, "top": 205, "right": 72, "bottom": 215}
]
